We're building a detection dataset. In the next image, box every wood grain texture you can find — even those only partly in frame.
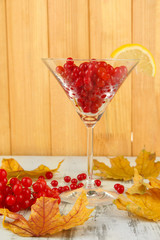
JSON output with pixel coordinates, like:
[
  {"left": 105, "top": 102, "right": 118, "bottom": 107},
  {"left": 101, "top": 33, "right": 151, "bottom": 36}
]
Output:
[
  {"left": 89, "top": 0, "right": 132, "bottom": 156},
  {"left": 6, "top": 0, "right": 51, "bottom": 155},
  {"left": 132, "top": 0, "right": 160, "bottom": 155},
  {"left": 48, "top": 0, "right": 89, "bottom": 155},
  {"left": 0, "top": 0, "right": 10, "bottom": 155}
]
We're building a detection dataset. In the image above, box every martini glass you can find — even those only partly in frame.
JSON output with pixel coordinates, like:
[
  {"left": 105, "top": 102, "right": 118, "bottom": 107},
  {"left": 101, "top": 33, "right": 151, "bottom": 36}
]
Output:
[{"left": 42, "top": 58, "right": 138, "bottom": 205}]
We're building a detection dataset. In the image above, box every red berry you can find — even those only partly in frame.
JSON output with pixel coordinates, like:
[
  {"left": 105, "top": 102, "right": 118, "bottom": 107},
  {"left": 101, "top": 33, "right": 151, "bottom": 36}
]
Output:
[
  {"left": 33, "top": 182, "right": 43, "bottom": 193},
  {"left": 71, "top": 178, "right": 78, "bottom": 184},
  {"left": 0, "top": 182, "right": 6, "bottom": 191},
  {"left": 52, "top": 187, "right": 58, "bottom": 192},
  {"left": 77, "top": 183, "right": 84, "bottom": 188},
  {"left": 2, "top": 177, "right": 8, "bottom": 185},
  {"left": 63, "top": 186, "right": 70, "bottom": 192},
  {"left": 37, "top": 191, "right": 47, "bottom": 198},
  {"left": 94, "top": 179, "right": 101, "bottom": 187},
  {"left": 0, "top": 193, "right": 3, "bottom": 202},
  {"left": 36, "top": 179, "right": 47, "bottom": 190},
  {"left": 114, "top": 183, "right": 120, "bottom": 190},
  {"left": 3, "top": 185, "right": 12, "bottom": 196},
  {"left": 51, "top": 180, "right": 58, "bottom": 187},
  {"left": 81, "top": 173, "right": 87, "bottom": 180},
  {"left": 0, "top": 169, "right": 7, "bottom": 180},
  {"left": 5, "top": 195, "right": 16, "bottom": 206},
  {"left": 64, "top": 176, "right": 71, "bottom": 183},
  {"left": 10, "top": 203, "right": 21, "bottom": 212},
  {"left": 70, "top": 184, "right": 77, "bottom": 190},
  {"left": 13, "top": 184, "right": 22, "bottom": 195},
  {"left": 21, "top": 177, "right": 32, "bottom": 187},
  {"left": 15, "top": 194, "right": 24, "bottom": 204},
  {"left": 38, "top": 175, "right": 45, "bottom": 180},
  {"left": 30, "top": 198, "right": 37, "bottom": 206},
  {"left": 9, "top": 177, "right": 20, "bottom": 186},
  {"left": 117, "top": 185, "right": 124, "bottom": 194},
  {"left": 58, "top": 186, "right": 63, "bottom": 194},
  {"left": 56, "top": 66, "right": 64, "bottom": 74},
  {"left": 77, "top": 174, "right": 83, "bottom": 181},
  {"left": 22, "top": 187, "right": 31, "bottom": 199},
  {"left": 45, "top": 171, "right": 53, "bottom": 179},
  {"left": 21, "top": 199, "right": 30, "bottom": 209}
]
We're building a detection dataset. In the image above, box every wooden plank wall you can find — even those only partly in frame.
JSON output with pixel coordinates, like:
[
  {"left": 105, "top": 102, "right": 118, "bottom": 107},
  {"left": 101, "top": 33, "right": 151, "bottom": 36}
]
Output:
[{"left": 0, "top": 0, "right": 159, "bottom": 156}]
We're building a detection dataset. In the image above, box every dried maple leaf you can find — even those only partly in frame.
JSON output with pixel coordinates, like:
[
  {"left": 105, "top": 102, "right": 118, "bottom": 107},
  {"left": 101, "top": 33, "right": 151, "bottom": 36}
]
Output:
[
  {"left": 135, "top": 149, "right": 160, "bottom": 178},
  {"left": 1, "top": 158, "right": 63, "bottom": 179},
  {"left": 114, "top": 188, "right": 160, "bottom": 221},
  {"left": 93, "top": 156, "right": 134, "bottom": 181},
  {"left": 148, "top": 177, "right": 160, "bottom": 189},
  {"left": 127, "top": 169, "right": 150, "bottom": 195},
  {"left": 0, "top": 191, "right": 94, "bottom": 237}
]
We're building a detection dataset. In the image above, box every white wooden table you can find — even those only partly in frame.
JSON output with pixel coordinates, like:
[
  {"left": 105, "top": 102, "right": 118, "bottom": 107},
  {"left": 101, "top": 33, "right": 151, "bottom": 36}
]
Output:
[{"left": 0, "top": 156, "right": 160, "bottom": 240}]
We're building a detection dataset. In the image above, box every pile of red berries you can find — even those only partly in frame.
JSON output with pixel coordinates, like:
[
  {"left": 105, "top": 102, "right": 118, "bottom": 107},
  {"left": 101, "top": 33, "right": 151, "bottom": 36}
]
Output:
[
  {"left": 51, "top": 173, "right": 101, "bottom": 194},
  {"left": 114, "top": 183, "right": 125, "bottom": 194},
  {"left": 56, "top": 58, "right": 128, "bottom": 114},
  {"left": 0, "top": 169, "right": 60, "bottom": 212}
]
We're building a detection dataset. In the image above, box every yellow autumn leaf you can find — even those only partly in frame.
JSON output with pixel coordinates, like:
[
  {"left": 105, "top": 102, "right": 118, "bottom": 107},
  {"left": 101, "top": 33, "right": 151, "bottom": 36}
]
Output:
[
  {"left": 148, "top": 177, "right": 160, "bottom": 189},
  {"left": 1, "top": 158, "right": 63, "bottom": 179},
  {"left": 114, "top": 188, "right": 160, "bottom": 221},
  {"left": 93, "top": 156, "right": 134, "bottom": 181},
  {"left": 135, "top": 149, "right": 160, "bottom": 178},
  {"left": 127, "top": 168, "right": 150, "bottom": 195},
  {"left": 0, "top": 191, "right": 94, "bottom": 237}
]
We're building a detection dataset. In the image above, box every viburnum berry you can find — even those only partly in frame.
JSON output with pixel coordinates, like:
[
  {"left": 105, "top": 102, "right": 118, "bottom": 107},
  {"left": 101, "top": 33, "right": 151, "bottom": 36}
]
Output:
[
  {"left": 77, "top": 174, "right": 83, "bottom": 181},
  {"left": 38, "top": 175, "right": 45, "bottom": 180},
  {"left": 10, "top": 203, "right": 21, "bottom": 212},
  {"left": 64, "top": 176, "right": 71, "bottom": 183},
  {"left": 32, "top": 182, "right": 43, "bottom": 193},
  {"left": 81, "top": 173, "right": 87, "bottom": 180},
  {"left": 70, "top": 184, "right": 77, "bottom": 190},
  {"left": 94, "top": 179, "right": 101, "bottom": 187},
  {"left": 9, "top": 177, "right": 20, "bottom": 186},
  {"left": 0, "top": 169, "right": 7, "bottom": 180},
  {"left": 5, "top": 195, "right": 16, "bottom": 206},
  {"left": 36, "top": 179, "right": 47, "bottom": 190},
  {"left": 22, "top": 187, "right": 31, "bottom": 199},
  {"left": 0, "top": 193, "right": 3, "bottom": 203},
  {"left": 45, "top": 171, "right": 53, "bottom": 179},
  {"left": 63, "top": 186, "right": 70, "bottom": 192},
  {"left": 15, "top": 194, "right": 24, "bottom": 204},
  {"left": 37, "top": 191, "right": 47, "bottom": 198},
  {"left": 0, "top": 182, "right": 6, "bottom": 191},
  {"left": 51, "top": 180, "right": 58, "bottom": 187},
  {"left": 2, "top": 177, "right": 8, "bottom": 185},
  {"left": 21, "top": 199, "right": 30, "bottom": 209},
  {"left": 77, "top": 183, "right": 84, "bottom": 188},
  {"left": 114, "top": 183, "right": 120, "bottom": 191},
  {"left": 117, "top": 185, "right": 124, "bottom": 194},
  {"left": 58, "top": 186, "right": 63, "bottom": 194},
  {"left": 13, "top": 184, "right": 22, "bottom": 195},
  {"left": 71, "top": 178, "right": 78, "bottom": 184},
  {"left": 21, "top": 177, "right": 32, "bottom": 187}
]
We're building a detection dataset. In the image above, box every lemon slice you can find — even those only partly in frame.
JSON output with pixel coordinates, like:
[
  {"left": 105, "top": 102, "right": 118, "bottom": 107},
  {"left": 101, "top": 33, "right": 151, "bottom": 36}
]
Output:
[{"left": 111, "top": 44, "right": 156, "bottom": 77}]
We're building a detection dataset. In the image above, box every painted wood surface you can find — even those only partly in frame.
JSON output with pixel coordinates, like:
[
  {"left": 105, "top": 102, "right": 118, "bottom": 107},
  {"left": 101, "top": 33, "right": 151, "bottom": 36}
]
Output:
[
  {"left": 0, "top": 156, "right": 160, "bottom": 240},
  {"left": 0, "top": 0, "right": 159, "bottom": 156}
]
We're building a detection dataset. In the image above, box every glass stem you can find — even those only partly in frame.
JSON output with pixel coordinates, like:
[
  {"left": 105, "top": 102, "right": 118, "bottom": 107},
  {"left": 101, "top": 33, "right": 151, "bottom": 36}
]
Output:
[{"left": 86, "top": 126, "right": 95, "bottom": 189}]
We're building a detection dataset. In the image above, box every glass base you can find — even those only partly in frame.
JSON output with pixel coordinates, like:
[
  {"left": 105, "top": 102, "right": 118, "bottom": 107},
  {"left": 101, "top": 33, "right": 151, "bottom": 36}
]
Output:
[{"left": 60, "top": 187, "right": 117, "bottom": 206}]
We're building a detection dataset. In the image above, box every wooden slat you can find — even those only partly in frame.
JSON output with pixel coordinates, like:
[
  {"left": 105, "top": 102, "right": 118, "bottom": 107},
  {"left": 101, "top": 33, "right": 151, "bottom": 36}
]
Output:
[
  {"left": 132, "top": 0, "right": 160, "bottom": 155},
  {"left": 48, "top": 0, "right": 89, "bottom": 155},
  {"left": 0, "top": 0, "right": 10, "bottom": 155},
  {"left": 89, "top": 0, "right": 132, "bottom": 156},
  {"left": 6, "top": 0, "right": 51, "bottom": 155}
]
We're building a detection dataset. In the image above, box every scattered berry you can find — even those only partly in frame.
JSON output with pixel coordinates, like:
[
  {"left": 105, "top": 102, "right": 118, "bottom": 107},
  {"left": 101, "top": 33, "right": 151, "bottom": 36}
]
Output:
[
  {"left": 94, "top": 179, "right": 101, "bottom": 187},
  {"left": 51, "top": 180, "right": 58, "bottom": 187},
  {"left": 114, "top": 183, "right": 120, "bottom": 190},
  {"left": 77, "top": 174, "right": 83, "bottom": 181},
  {"left": 64, "top": 176, "right": 71, "bottom": 183},
  {"left": 77, "top": 183, "right": 84, "bottom": 188},
  {"left": 45, "top": 171, "right": 53, "bottom": 179},
  {"left": 71, "top": 178, "right": 78, "bottom": 184},
  {"left": 70, "top": 184, "right": 77, "bottom": 190},
  {"left": 117, "top": 185, "right": 124, "bottom": 194},
  {"left": 38, "top": 175, "right": 45, "bottom": 180}
]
